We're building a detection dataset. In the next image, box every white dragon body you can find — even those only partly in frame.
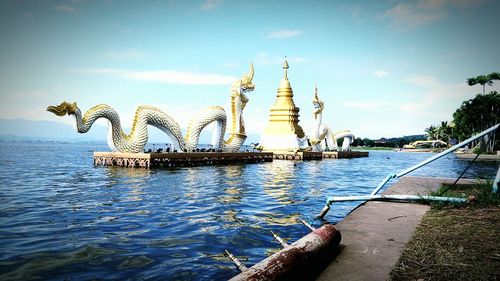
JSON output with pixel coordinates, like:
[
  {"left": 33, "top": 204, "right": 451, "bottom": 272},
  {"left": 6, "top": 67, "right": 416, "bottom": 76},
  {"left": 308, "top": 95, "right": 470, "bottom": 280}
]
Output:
[
  {"left": 309, "top": 86, "right": 355, "bottom": 151},
  {"left": 47, "top": 64, "right": 255, "bottom": 153}
]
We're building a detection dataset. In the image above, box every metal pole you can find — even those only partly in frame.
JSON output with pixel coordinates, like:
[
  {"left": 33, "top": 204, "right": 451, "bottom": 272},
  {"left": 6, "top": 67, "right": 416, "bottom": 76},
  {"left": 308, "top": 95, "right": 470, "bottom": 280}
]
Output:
[
  {"left": 271, "top": 231, "right": 289, "bottom": 248},
  {"left": 493, "top": 165, "right": 500, "bottom": 194},
  {"left": 370, "top": 173, "right": 396, "bottom": 196},
  {"left": 298, "top": 218, "right": 316, "bottom": 231},
  {"left": 225, "top": 250, "right": 248, "bottom": 272},
  {"left": 317, "top": 123, "right": 499, "bottom": 219},
  {"left": 438, "top": 152, "right": 481, "bottom": 195},
  {"left": 318, "top": 205, "right": 331, "bottom": 220},
  {"left": 319, "top": 194, "right": 467, "bottom": 219},
  {"left": 395, "top": 123, "right": 499, "bottom": 178},
  {"left": 370, "top": 124, "right": 498, "bottom": 196},
  {"left": 326, "top": 194, "right": 467, "bottom": 203}
]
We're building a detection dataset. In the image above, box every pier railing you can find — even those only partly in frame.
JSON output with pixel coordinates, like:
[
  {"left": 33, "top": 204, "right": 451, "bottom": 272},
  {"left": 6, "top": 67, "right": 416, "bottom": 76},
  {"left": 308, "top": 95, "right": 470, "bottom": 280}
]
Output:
[{"left": 318, "top": 123, "right": 500, "bottom": 219}]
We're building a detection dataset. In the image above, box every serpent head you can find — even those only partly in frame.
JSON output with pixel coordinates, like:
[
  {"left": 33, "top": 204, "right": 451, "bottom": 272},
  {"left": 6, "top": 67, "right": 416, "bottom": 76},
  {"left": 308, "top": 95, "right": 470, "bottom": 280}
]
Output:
[
  {"left": 47, "top": 101, "right": 79, "bottom": 116},
  {"left": 240, "top": 62, "right": 255, "bottom": 93},
  {"left": 312, "top": 85, "right": 324, "bottom": 118}
]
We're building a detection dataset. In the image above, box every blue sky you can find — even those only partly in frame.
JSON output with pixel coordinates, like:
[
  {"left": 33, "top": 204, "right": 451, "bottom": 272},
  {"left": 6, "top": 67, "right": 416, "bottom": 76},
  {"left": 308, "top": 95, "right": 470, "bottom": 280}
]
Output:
[{"left": 1, "top": 0, "right": 499, "bottom": 139}]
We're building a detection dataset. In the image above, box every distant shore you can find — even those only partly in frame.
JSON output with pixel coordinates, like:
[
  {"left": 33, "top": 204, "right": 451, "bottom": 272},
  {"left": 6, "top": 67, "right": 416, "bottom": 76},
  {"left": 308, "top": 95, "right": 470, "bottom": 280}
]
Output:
[{"left": 351, "top": 146, "right": 394, "bottom": 151}]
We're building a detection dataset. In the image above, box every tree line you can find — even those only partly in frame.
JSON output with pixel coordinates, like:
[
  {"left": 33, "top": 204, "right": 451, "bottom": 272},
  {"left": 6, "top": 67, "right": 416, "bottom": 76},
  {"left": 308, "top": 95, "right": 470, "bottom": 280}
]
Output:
[
  {"left": 350, "top": 135, "right": 426, "bottom": 148},
  {"left": 425, "top": 72, "right": 500, "bottom": 153}
]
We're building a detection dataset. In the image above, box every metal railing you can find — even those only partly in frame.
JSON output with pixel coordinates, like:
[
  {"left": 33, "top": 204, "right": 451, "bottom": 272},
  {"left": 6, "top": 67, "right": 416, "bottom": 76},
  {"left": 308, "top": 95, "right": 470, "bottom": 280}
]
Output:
[
  {"left": 318, "top": 123, "right": 500, "bottom": 219},
  {"left": 493, "top": 165, "right": 500, "bottom": 194}
]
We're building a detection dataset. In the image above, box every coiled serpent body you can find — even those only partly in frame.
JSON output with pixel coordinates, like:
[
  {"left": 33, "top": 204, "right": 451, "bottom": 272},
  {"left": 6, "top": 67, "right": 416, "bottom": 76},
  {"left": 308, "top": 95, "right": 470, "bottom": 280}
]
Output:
[{"left": 47, "top": 64, "right": 254, "bottom": 153}]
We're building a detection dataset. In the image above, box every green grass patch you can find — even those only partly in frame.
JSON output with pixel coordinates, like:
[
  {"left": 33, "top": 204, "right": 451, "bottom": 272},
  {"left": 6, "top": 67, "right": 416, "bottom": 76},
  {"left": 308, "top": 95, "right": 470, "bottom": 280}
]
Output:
[{"left": 430, "top": 182, "right": 500, "bottom": 209}]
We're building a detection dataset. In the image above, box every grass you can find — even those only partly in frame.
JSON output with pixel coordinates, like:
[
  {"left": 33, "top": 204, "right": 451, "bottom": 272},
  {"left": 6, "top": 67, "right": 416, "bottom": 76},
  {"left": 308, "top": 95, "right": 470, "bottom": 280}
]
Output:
[{"left": 390, "top": 183, "right": 500, "bottom": 281}]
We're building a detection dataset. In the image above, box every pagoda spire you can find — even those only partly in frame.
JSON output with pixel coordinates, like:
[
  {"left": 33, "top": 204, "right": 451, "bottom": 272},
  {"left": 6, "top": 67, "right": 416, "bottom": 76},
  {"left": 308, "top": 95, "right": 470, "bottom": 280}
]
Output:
[{"left": 283, "top": 57, "right": 289, "bottom": 80}]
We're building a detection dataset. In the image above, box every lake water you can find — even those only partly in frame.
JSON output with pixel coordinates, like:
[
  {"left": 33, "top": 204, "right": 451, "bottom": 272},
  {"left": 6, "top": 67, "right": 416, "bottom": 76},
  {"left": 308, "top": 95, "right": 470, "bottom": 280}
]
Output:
[{"left": 0, "top": 141, "right": 498, "bottom": 280}]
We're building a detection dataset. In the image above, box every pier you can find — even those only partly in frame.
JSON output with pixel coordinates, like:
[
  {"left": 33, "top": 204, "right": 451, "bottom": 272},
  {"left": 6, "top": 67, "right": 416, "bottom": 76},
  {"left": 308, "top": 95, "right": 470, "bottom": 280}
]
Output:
[
  {"left": 94, "top": 152, "right": 273, "bottom": 168},
  {"left": 272, "top": 151, "right": 323, "bottom": 160},
  {"left": 322, "top": 151, "right": 369, "bottom": 159},
  {"left": 93, "top": 150, "right": 369, "bottom": 168}
]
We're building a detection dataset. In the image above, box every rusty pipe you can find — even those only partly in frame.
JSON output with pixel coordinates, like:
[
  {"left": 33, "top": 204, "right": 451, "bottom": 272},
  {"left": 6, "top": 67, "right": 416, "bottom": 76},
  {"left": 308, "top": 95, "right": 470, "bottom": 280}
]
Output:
[{"left": 229, "top": 224, "right": 341, "bottom": 281}]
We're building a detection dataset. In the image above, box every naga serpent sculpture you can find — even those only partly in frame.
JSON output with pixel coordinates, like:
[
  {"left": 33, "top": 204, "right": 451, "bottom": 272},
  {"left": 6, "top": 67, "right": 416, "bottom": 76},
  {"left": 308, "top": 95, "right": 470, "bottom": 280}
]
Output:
[
  {"left": 47, "top": 63, "right": 255, "bottom": 153},
  {"left": 309, "top": 85, "right": 355, "bottom": 151}
]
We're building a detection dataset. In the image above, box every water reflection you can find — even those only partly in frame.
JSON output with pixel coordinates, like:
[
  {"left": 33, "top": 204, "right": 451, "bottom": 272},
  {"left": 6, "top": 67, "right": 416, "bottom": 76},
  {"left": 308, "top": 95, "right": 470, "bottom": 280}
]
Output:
[
  {"left": 262, "top": 161, "right": 297, "bottom": 205},
  {"left": 103, "top": 167, "right": 151, "bottom": 202},
  {"left": 185, "top": 167, "right": 202, "bottom": 186},
  {"left": 217, "top": 165, "right": 246, "bottom": 205},
  {"left": 259, "top": 212, "right": 301, "bottom": 226}
]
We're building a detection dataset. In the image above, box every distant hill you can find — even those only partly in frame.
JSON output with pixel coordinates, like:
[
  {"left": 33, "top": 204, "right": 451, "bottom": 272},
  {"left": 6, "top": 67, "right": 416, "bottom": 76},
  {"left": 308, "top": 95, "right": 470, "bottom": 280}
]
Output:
[
  {"left": 0, "top": 118, "right": 260, "bottom": 144},
  {"left": 0, "top": 118, "right": 107, "bottom": 141}
]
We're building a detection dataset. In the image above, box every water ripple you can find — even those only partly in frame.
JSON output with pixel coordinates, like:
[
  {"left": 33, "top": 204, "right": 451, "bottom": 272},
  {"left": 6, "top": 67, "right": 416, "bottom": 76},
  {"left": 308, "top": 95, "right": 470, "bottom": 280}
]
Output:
[{"left": 0, "top": 141, "right": 497, "bottom": 280}]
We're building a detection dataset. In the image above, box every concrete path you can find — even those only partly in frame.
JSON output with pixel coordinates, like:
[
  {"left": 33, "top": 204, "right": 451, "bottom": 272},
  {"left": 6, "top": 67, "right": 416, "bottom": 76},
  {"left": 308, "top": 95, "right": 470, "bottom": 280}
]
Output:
[{"left": 316, "top": 176, "right": 477, "bottom": 281}]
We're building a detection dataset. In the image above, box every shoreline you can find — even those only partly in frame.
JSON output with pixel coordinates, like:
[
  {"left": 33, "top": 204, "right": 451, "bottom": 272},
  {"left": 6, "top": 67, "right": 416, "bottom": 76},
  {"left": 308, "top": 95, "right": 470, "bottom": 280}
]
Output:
[{"left": 316, "top": 176, "right": 478, "bottom": 281}]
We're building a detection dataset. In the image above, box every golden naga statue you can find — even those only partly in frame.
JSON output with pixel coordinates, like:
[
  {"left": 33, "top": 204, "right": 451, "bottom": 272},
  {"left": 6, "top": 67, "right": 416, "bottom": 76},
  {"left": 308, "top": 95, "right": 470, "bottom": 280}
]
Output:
[{"left": 47, "top": 63, "right": 255, "bottom": 153}]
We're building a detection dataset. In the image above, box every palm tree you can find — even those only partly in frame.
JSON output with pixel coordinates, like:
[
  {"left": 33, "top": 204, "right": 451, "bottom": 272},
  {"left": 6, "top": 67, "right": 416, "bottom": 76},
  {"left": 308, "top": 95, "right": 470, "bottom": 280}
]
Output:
[
  {"left": 437, "top": 121, "right": 452, "bottom": 143},
  {"left": 467, "top": 72, "right": 500, "bottom": 94},
  {"left": 425, "top": 125, "right": 438, "bottom": 140}
]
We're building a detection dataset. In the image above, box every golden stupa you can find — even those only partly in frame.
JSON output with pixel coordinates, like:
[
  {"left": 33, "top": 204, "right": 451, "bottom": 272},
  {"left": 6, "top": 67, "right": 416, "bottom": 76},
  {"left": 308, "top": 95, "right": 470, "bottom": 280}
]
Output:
[{"left": 258, "top": 59, "right": 309, "bottom": 151}]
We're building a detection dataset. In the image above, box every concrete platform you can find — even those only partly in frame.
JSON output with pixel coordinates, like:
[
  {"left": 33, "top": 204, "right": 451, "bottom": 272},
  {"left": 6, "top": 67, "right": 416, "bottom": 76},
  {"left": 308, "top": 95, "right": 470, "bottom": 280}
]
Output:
[
  {"left": 272, "top": 151, "right": 323, "bottom": 160},
  {"left": 454, "top": 152, "right": 500, "bottom": 161},
  {"left": 93, "top": 150, "right": 370, "bottom": 168},
  {"left": 271, "top": 151, "right": 368, "bottom": 161},
  {"left": 316, "top": 176, "right": 477, "bottom": 281},
  {"left": 93, "top": 151, "right": 273, "bottom": 168},
  {"left": 322, "top": 151, "right": 368, "bottom": 159}
]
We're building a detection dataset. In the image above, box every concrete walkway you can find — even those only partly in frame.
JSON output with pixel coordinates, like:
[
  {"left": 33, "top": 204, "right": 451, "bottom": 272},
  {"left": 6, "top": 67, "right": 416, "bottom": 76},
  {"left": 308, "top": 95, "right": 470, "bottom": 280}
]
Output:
[{"left": 316, "top": 176, "right": 477, "bottom": 281}]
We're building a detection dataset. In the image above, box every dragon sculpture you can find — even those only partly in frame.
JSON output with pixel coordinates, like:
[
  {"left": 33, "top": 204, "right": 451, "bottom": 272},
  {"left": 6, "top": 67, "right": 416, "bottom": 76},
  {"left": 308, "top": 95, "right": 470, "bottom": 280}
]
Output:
[
  {"left": 309, "top": 85, "right": 355, "bottom": 151},
  {"left": 47, "top": 63, "right": 255, "bottom": 153}
]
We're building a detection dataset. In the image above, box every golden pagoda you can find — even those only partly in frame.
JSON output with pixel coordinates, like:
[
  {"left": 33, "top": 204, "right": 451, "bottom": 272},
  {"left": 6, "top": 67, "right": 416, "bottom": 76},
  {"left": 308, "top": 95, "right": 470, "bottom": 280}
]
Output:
[{"left": 258, "top": 59, "right": 309, "bottom": 151}]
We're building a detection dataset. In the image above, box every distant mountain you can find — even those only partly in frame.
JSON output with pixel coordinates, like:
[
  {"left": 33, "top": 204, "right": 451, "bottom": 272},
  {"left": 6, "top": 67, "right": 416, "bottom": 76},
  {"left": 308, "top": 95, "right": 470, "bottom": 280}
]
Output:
[
  {"left": 0, "top": 118, "right": 107, "bottom": 141},
  {"left": 0, "top": 118, "right": 260, "bottom": 144}
]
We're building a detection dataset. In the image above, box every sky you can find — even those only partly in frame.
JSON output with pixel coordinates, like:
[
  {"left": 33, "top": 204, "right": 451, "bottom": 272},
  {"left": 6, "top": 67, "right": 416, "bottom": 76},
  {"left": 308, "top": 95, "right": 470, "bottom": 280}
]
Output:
[{"left": 1, "top": 0, "right": 499, "bottom": 140}]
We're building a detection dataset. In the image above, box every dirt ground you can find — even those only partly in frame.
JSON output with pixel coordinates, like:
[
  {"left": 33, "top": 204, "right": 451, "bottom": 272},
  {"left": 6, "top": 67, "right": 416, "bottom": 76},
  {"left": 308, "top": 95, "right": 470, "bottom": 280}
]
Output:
[{"left": 390, "top": 184, "right": 500, "bottom": 281}]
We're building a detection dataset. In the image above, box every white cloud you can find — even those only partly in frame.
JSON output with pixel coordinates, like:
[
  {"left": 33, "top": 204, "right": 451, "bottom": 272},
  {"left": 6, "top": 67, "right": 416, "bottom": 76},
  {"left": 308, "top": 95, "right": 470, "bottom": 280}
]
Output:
[
  {"left": 341, "top": 101, "right": 388, "bottom": 111},
  {"left": 201, "top": 0, "right": 223, "bottom": 10},
  {"left": 338, "top": 72, "right": 497, "bottom": 134},
  {"left": 267, "top": 29, "right": 302, "bottom": 38},
  {"left": 55, "top": 4, "right": 77, "bottom": 13},
  {"left": 459, "top": 0, "right": 487, "bottom": 8},
  {"left": 382, "top": 0, "right": 485, "bottom": 28},
  {"left": 77, "top": 68, "right": 237, "bottom": 85},
  {"left": 107, "top": 49, "right": 145, "bottom": 60},
  {"left": 404, "top": 75, "right": 443, "bottom": 89},
  {"left": 350, "top": 5, "right": 362, "bottom": 18},
  {"left": 398, "top": 74, "right": 483, "bottom": 120},
  {"left": 373, "top": 70, "right": 389, "bottom": 78},
  {"left": 382, "top": 3, "right": 447, "bottom": 27},
  {"left": 222, "top": 61, "right": 240, "bottom": 69},
  {"left": 254, "top": 52, "right": 306, "bottom": 65},
  {"left": 111, "top": 23, "right": 132, "bottom": 34}
]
